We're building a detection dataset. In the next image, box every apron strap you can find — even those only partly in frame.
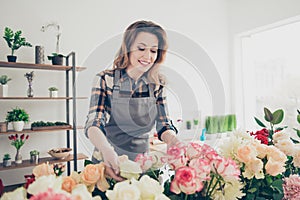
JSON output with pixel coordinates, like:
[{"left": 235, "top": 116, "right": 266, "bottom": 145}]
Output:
[
  {"left": 113, "top": 69, "right": 121, "bottom": 99},
  {"left": 113, "top": 69, "right": 155, "bottom": 98}
]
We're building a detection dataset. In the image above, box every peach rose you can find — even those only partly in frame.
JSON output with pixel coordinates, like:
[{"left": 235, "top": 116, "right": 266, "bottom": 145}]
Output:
[
  {"left": 62, "top": 176, "right": 77, "bottom": 193},
  {"left": 236, "top": 145, "right": 256, "bottom": 163},
  {"left": 252, "top": 141, "right": 267, "bottom": 159},
  {"left": 170, "top": 166, "right": 203, "bottom": 195},
  {"left": 243, "top": 158, "right": 264, "bottom": 179},
  {"left": 272, "top": 131, "right": 290, "bottom": 144},
  {"left": 265, "top": 157, "right": 286, "bottom": 176},
  {"left": 33, "top": 163, "right": 55, "bottom": 178},
  {"left": 81, "top": 164, "right": 100, "bottom": 185},
  {"left": 81, "top": 163, "right": 109, "bottom": 192},
  {"left": 275, "top": 139, "right": 295, "bottom": 156},
  {"left": 292, "top": 148, "right": 300, "bottom": 168},
  {"left": 266, "top": 145, "right": 287, "bottom": 163}
]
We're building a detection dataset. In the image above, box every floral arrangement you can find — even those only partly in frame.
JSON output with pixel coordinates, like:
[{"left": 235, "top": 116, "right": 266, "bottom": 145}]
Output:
[
  {"left": 8, "top": 134, "right": 29, "bottom": 150},
  {"left": 220, "top": 107, "right": 300, "bottom": 199}
]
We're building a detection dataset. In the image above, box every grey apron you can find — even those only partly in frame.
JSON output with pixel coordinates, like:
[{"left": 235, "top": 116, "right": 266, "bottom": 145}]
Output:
[{"left": 104, "top": 69, "right": 158, "bottom": 160}]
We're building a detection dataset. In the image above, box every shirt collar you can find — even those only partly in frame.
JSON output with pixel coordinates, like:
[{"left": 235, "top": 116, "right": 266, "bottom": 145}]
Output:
[{"left": 120, "top": 68, "right": 149, "bottom": 85}]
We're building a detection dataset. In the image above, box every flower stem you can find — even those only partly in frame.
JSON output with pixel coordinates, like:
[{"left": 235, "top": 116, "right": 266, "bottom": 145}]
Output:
[{"left": 185, "top": 194, "right": 188, "bottom": 200}]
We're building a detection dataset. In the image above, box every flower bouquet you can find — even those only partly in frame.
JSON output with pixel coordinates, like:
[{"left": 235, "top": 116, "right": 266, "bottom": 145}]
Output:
[{"left": 220, "top": 107, "right": 300, "bottom": 200}]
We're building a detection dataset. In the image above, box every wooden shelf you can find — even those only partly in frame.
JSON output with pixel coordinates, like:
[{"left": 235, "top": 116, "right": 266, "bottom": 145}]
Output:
[
  {"left": 0, "top": 126, "right": 84, "bottom": 135},
  {"left": 0, "top": 153, "right": 88, "bottom": 171},
  {"left": 0, "top": 97, "right": 87, "bottom": 100},
  {"left": 0, "top": 61, "right": 86, "bottom": 71}
]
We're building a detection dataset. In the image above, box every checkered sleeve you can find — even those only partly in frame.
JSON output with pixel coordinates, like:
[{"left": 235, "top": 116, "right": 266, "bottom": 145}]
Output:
[
  {"left": 155, "top": 85, "right": 177, "bottom": 140},
  {"left": 84, "top": 73, "right": 107, "bottom": 138}
]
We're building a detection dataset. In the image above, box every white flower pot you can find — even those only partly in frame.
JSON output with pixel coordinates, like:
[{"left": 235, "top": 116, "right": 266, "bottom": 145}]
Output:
[
  {"left": 0, "top": 84, "right": 8, "bottom": 97},
  {"left": 49, "top": 91, "right": 58, "bottom": 98},
  {"left": 12, "top": 121, "right": 25, "bottom": 132}
]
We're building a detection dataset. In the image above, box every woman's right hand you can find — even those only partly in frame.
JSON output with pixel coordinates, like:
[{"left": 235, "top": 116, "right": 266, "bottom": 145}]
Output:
[{"left": 101, "top": 147, "right": 124, "bottom": 182}]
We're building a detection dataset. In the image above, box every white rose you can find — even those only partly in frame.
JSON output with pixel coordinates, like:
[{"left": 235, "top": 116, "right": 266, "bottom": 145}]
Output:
[
  {"left": 0, "top": 187, "right": 26, "bottom": 200},
  {"left": 149, "top": 151, "right": 165, "bottom": 169},
  {"left": 27, "top": 175, "right": 63, "bottom": 195},
  {"left": 132, "top": 175, "right": 165, "bottom": 199},
  {"left": 119, "top": 155, "right": 142, "bottom": 180},
  {"left": 106, "top": 180, "right": 140, "bottom": 200}
]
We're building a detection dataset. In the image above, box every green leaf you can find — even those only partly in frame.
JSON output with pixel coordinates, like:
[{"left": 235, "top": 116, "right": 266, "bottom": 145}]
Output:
[
  {"left": 264, "top": 107, "right": 273, "bottom": 122},
  {"left": 271, "top": 109, "right": 284, "bottom": 124},
  {"left": 297, "top": 114, "right": 300, "bottom": 124},
  {"left": 273, "top": 193, "right": 284, "bottom": 200},
  {"left": 293, "top": 128, "right": 300, "bottom": 139},
  {"left": 84, "top": 159, "right": 93, "bottom": 166},
  {"left": 247, "top": 188, "right": 257, "bottom": 193},
  {"left": 254, "top": 117, "right": 266, "bottom": 127},
  {"left": 271, "top": 179, "right": 283, "bottom": 192}
]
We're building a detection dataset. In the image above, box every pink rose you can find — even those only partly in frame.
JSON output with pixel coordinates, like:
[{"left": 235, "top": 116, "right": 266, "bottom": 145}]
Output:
[
  {"left": 186, "top": 142, "right": 203, "bottom": 160},
  {"left": 134, "top": 153, "right": 153, "bottom": 172},
  {"left": 211, "top": 156, "right": 240, "bottom": 181},
  {"left": 29, "top": 188, "right": 72, "bottom": 200},
  {"left": 283, "top": 174, "right": 300, "bottom": 200},
  {"left": 188, "top": 158, "right": 211, "bottom": 181},
  {"left": 165, "top": 144, "right": 187, "bottom": 170},
  {"left": 170, "top": 166, "right": 203, "bottom": 195}
]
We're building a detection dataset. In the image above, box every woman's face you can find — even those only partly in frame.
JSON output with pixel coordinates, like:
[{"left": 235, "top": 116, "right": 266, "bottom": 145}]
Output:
[{"left": 127, "top": 32, "right": 159, "bottom": 73}]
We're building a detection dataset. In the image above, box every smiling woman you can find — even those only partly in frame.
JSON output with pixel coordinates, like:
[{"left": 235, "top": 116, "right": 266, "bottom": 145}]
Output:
[{"left": 84, "top": 20, "right": 179, "bottom": 182}]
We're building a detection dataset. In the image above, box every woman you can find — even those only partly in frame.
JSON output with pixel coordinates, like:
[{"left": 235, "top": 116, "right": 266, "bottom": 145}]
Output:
[{"left": 85, "top": 20, "right": 179, "bottom": 180}]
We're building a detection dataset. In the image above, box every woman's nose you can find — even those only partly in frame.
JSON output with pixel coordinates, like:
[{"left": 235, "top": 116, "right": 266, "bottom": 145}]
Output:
[{"left": 142, "top": 49, "right": 152, "bottom": 60}]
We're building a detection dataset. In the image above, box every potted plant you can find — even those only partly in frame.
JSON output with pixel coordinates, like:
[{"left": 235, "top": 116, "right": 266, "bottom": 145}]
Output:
[
  {"left": 47, "top": 53, "right": 65, "bottom": 65},
  {"left": 8, "top": 133, "right": 29, "bottom": 164},
  {"left": 41, "top": 23, "right": 65, "bottom": 65},
  {"left": 186, "top": 120, "right": 192, "bottom": 130},
  {"left": 0, "top": 75, "right": 12, "bottom": 97},
  {"left": 3, "top": 153, "right": 11, "bottom": 167},
  {"left": 6, "top": 107, "right": 29, "bottom": 131},
  {"left": 30, "top": 150, "right": 39, "bottom": 164},
  {"left": 48, "top": 86, "right": 58, "bottom": 97},
  {"left": 3, "top": 27, "right": 32, "bottom": 62}
]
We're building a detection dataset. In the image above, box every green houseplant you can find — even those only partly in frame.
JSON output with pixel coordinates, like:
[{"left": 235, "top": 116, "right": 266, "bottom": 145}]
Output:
[
  {"left": 3, "top": 153, "right": 11, "bottom": 167},
  {"left": 0, "top": 75, "right": 12, "bottom": 97},
  {"left": 3, "top": 27, "right": 32, "bottom": 62},
  {"left": 30, "top": 150, "right": 39, "bottom": 164},
  {"left": 41, "top": 23, "right": 65, "bottom": 65},
  {"left": 48, "top": 86, "right": 58, "bottom": 97},
  {"left": 6, "top": 107, "right": 29, "bottom": 131}
]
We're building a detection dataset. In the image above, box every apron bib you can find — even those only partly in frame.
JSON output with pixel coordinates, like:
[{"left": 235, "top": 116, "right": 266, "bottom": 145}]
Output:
[{"left": 105, "top": 70, "right": 158, "bottom": 160}]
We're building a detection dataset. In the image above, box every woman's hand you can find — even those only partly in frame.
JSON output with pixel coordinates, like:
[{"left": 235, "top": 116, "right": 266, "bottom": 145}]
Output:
[
  {"left": 161, "top": 130, "right": 181, "bottom": 149},
  {"left": 105, "top": 166, "right": 124, "bottom": 182}
]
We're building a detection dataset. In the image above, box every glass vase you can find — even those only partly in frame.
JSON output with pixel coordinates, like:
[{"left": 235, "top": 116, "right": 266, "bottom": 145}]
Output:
[
  {"left": 15, "top": 149, "right": 22, "bottom": 164},
  {"left": 27, "top": 83, "right": 34, "bottom": 97}
]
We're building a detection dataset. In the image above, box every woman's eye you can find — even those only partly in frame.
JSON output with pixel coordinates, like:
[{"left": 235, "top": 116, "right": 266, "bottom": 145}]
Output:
[
  {"left": 138, "top": 47, "right": 145, "bottom": 51},
  {"left": 151, "top": 49, "right": 157, "bottom": 53}
]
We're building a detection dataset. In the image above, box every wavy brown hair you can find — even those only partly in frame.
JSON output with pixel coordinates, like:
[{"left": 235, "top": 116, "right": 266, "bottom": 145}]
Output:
[{"left": 113, "top": 20, "right": 168, "bottom": 85}]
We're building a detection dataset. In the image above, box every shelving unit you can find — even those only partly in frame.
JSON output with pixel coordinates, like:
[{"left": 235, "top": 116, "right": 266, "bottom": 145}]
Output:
[{"left": 0, "top": 53, "right": 87, "bottom": 174}]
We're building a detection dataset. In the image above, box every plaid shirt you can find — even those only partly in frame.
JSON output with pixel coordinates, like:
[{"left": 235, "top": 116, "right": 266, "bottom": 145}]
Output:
[{"left": 84, "top": 69, "right": 176, "bottom": 140}]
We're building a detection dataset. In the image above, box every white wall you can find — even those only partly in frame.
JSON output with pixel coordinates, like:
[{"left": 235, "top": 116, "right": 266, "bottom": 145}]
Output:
[
  {"left": 0, "top": 0, "right": 229, "bottom": 185},
  {"left": 228, "top": 0, "right": 300, "bottom": 128}
]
